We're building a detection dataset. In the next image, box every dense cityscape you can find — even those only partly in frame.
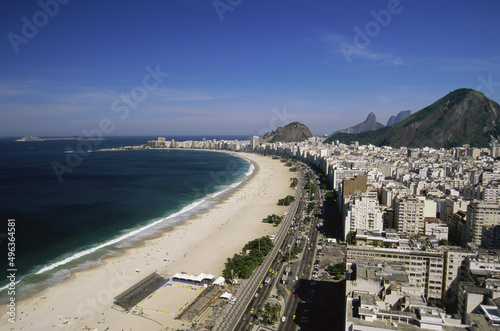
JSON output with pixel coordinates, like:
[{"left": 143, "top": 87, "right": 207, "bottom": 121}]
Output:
[{"left": 137, "top": 134, "right": 500, "bottom": 330}]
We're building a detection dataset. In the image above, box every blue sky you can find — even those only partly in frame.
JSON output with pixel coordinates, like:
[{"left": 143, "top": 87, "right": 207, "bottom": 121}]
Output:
[{"left": 1, "top": 0, "right": 499, "bottom": 137}]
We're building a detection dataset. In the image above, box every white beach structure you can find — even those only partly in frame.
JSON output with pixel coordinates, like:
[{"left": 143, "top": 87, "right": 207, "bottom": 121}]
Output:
[
  {"left": 213, "top": 276, "right": 225, "bottom": 286},
  {"left": 220, "top": 292, "right": 232, "bottom": 300},
  {"left": 172, "top": 272, "right": 214, "bottom": 284}
]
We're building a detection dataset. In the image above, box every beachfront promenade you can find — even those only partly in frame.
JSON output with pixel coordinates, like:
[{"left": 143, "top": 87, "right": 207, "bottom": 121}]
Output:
[{"left": 214, "top": 168, "right": 304, "bottom": 330}]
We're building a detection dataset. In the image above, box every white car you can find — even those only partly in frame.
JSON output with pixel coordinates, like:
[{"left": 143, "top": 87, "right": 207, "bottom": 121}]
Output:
[{"left": 282, "top": 316, "right": 286, "bottom": 322}]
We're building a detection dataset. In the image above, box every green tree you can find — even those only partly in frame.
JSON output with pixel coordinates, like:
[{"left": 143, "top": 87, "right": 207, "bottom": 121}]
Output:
[
  {"left": 305, "top": 181, "right": 317, "bottom": 193},
  {"left": 258, "top": 303, "right": 281, "bottom": 325},
  {"left": 278, "top": 195, "right": 295, "bottom": 206},
  {"left": 327, "top": 262, "right": 346, "bottom": 280},
  {"left": 346, "top": 231, "right": 357, "bottom": 245},
  {"left": 263, "top": 214, "right": 283, "bottom": 225},
  {"left": 223, "top": 236, "right": 274, "bottom": 282}
]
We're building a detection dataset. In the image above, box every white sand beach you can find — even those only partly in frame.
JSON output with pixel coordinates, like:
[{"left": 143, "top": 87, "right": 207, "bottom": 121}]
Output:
[{"left": 0, "top": 152, "right": 296, "bottom": 330}]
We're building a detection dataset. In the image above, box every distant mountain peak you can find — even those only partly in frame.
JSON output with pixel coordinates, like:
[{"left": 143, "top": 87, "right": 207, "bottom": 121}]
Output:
[
  {"left": 336, "top": 112, "right": 385, "bottom": 135},
  {"left": 387, "top": 110, "right": 411, "bottom": 126},
  {"left": 327, "top": 88, "right": 500, "bottom": 148},
  {"left": 262, "top": 122, "right": 313, "bottom": 143}
]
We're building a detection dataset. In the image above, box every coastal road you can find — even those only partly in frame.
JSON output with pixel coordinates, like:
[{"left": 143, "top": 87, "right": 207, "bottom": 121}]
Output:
[
  {"left": 214, "top": 166, "right": 304, "bottom": 331},
  {"left": 233, "top": 216, "right": 305, "bottom": 331},
  {"left": 279, "top": 166, "right": 322, "bottom": 331},
  {"left": 279, "top": 217, "right": 319, "bottom": 331}
]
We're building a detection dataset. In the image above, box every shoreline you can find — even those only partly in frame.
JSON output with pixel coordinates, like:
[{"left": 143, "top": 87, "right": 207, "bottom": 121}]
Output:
[
  {"left": 0, "top": 149, "right": 253, "bottom": 301},
  {"left": 0, "top": 152, "right": 295, "bottom": 330},
  {"left": 0, "top": 151, "right": 250, "bottom": 296},
  {"left": 0, "top": 151, "right": 250, "bottom": 305}
]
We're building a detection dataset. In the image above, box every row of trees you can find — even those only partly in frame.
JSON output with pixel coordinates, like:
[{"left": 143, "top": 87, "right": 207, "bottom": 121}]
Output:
[
  {"left": 263, "top": 214, "right": 283, "bottom": 226},
  {"left": 304, "top": 181, "right": 316, "bottom": 193},
  {"left": 278, "top": 195, "right": 295, "bottom": 206},
  {"left": 222, "top": 236, "right": 274, "bottom": 283},
  {"left": 304, "top": 172, "right": 317, "bottom": 200},
  {"left": 306, "top": 202, "right": 316, "bottom": 214}
]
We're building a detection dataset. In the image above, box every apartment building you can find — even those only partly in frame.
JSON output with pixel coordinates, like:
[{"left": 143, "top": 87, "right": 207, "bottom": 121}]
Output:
[
  {"left": 343, "top": 190, "right": 384, "bottom": 239},
  {"left": 440, "top": 198, "right": 469, "bottom": 244},
  {"left": 347, "top": 246, "right": 444, "bottom": 300},
  {"left": 465, "top": 201, "right": 500, "bottom": 245},
  {"left": 443, "top": 249, "right": 476, "bottom": 305},
  {"left": 424, "top": 218, "right": 449, "bottom": 241},
  {"left": 395, "top": 196, "right": 425, "bottom": 235},
  {"left": 380, "top": 182, "right": 411, "bottom": 208},
  {"left": 482, "top": 225, "right": 500, "bottom": 249}
]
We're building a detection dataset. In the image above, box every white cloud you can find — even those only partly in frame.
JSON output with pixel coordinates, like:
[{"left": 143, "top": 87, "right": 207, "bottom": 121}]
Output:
[{"left": 315, "top": 28, "right": 404, "bottom": 66}]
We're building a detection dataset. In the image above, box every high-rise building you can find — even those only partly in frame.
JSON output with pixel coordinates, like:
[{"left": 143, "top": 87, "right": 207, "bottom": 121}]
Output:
[
  {"left": 251, "top": 136, "right": 260, "bottom": 150},
  {"left": 380, "top": 183, "right": 408, "bottom": 208},
  {"left": 443, "top": 249, "right": 476, "bottom": 304},
  {"left": 481, "top": 225, "right": 500, "bottom": 249},
  {"left": 490, "top": 138, "right": 500, "bottom": 158},
  {"left": 482, "top": 187, "right": 499, "bottom": 203},
  {"left": 343, "top": 190, "right": 384, "bottom": 238},
  {"left": 395, "top": 196, "right": 425, "bottom": 235},
  {"left": 441, "top": 198, "right": 470, "bottom": 228},
  {"left": 465, "top": 201, "right": 500, "bottom": 246}
]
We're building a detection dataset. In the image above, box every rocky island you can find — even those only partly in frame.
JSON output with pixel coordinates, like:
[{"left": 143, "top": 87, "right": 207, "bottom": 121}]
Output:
[{"left": 15, "top": 136, "right": 105, "bottom": 142}]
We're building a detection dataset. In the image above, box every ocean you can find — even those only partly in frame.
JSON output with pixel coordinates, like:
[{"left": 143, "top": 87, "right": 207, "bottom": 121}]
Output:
[{"left": 0, "top": 136, "right": 252, "bottom": 303}]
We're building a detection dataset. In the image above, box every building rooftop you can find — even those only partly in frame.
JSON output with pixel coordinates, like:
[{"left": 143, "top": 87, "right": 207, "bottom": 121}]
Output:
[
  {"left": 460, "top": 282, "right": 492, "bottom": 295},
  {"left": 356, "top": 259, "right": 409, "bottom": 285}
]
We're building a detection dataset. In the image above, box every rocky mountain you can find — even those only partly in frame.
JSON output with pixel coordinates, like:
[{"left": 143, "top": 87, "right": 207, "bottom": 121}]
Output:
[
  {"left": 335, "top": 112, "right": 385, "bottom": 134},
  {"left": 326, "top": 88, "right": 500, "bottom": 149},
  {"left": 262, "top": 122, "right": 313, "bottom": 143},
  {"left": 387, "top": 110, "right": 411, "bottom": 126}
]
